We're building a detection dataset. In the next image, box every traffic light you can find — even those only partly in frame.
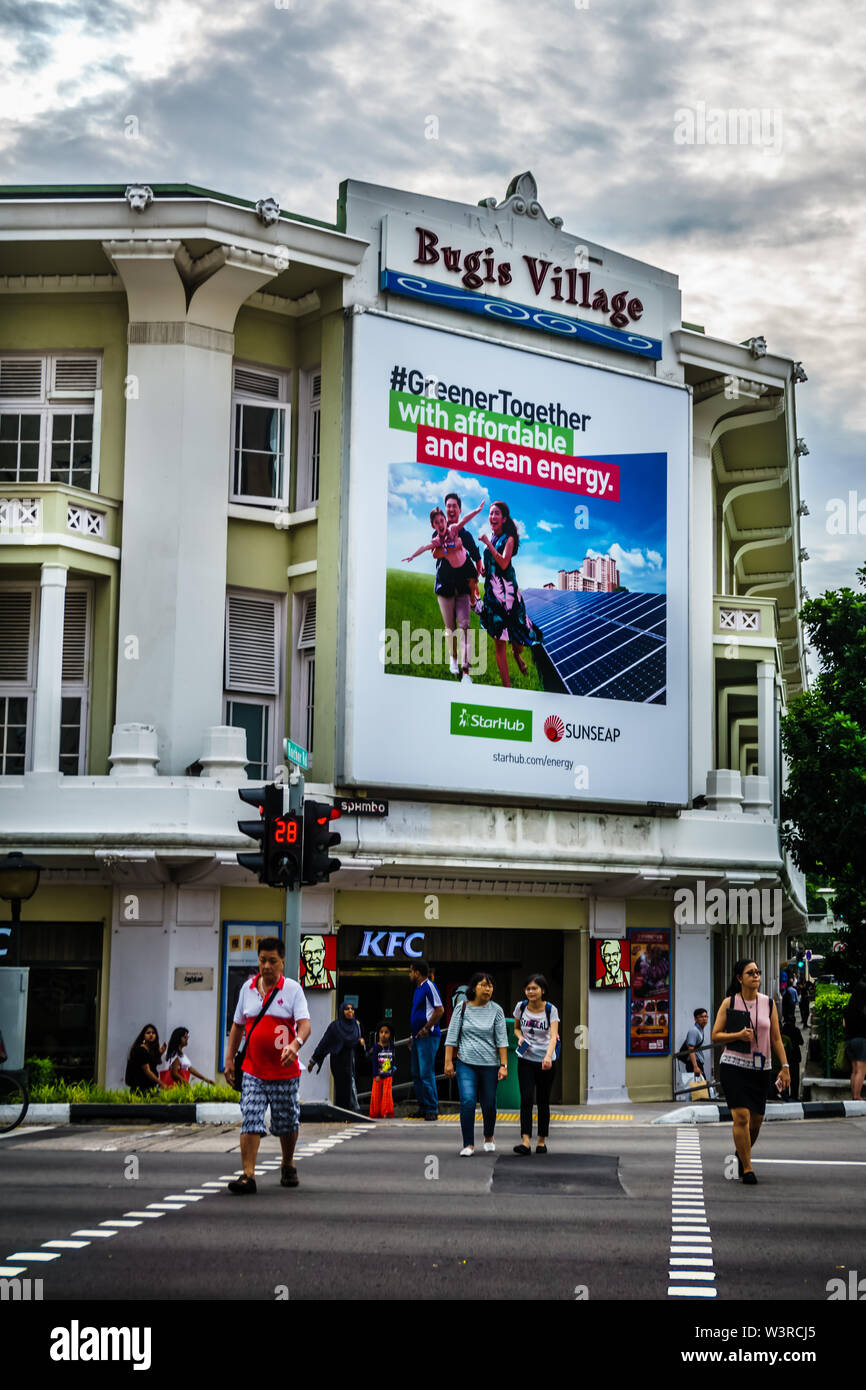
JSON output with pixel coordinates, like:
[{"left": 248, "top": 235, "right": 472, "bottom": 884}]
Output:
[
  {"left": 268, "top": 800, "right": 303, "bottom": 888},
  {"left": 302, "top": 801, "right": 342, "bottom": 884},
  {"left": 238, "top": 784, "right": 304, "bottom": 887},
  {"left": 237, "top": 784, "right": 275, "bottom": 882}
]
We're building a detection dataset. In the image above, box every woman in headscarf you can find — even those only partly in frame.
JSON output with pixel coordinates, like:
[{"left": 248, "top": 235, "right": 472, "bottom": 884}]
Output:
[{"left": 309, "top": 1001, "right": 365, "bottom": 1112}]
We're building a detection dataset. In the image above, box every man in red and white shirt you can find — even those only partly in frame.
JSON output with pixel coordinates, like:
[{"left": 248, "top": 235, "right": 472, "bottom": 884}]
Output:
[{"left": 224, "top": 937, "right": 311, "bottom": 1193}]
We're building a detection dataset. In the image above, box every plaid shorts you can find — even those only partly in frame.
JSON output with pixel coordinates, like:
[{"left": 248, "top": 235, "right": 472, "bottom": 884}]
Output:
[{"left": 240, "top": 1072, "right": 300, "bottom": 1137}]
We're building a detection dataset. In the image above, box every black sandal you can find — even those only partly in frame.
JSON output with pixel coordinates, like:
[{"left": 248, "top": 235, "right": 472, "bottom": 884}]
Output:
[
  {"left": 227, "top": 1174, "right": 257, "bottom": 1194},
  {"left": 535, "top": 1142, "right": 548, "bottom": 1154},
  {"left": 513, "top": 1144, "right": 532, "bottom": 1156},
  {"left": 280, "top": 1164, "right": 299, "bottom": 1187}
]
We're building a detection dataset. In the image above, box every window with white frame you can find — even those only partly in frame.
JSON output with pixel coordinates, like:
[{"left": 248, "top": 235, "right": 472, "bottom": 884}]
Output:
[
  {"left": 224, "top": 590, "right": 283, "bottom": 779},
  {"left": 0, "top": 585, "right": 36, "bottom": 774},
  {"left": 0, "top": 355, "right": 101, "bottom": 491},
  {"left": 230, "top": 364, "right": 290, "bottom": 507},
  {"left": 60, "top": 585, "right": 92, "bottom": 776},
  {"left": 295, "top": 368, "right": 321, "bottom": 508},
  {"left": 293, "top": 593, "right": 316, "bottom": 756}
]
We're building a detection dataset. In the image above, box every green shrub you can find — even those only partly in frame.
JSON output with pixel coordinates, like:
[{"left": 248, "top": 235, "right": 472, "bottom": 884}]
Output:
[
  {"left": 25, "top": 1056, "right": 56, "bottom": 1088},
  {"left": 29, "top": 1080, "right": 241, "bottom": 1104},
  {"left": 811, "top": 984, "right": 851, "bottom": 1072}
]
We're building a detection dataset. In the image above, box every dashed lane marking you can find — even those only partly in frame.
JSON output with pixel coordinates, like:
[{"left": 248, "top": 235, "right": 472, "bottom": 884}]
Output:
[
  {"left": 3, "top": 1124, "right": 374, "bottom": 1279},
  {"left": 667, "top": 1129, "right": 716, "bottom": 1299}
]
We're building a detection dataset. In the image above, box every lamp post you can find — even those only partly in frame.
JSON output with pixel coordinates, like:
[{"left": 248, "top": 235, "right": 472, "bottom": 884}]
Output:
[{"left": 0, "top": 852, "right": 42, "bottom": 967}]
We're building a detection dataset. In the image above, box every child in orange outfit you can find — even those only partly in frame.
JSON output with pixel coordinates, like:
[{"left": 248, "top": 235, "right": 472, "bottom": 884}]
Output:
[{"left": 368, "top": 1022, "right": 396, "bottom": 1118}]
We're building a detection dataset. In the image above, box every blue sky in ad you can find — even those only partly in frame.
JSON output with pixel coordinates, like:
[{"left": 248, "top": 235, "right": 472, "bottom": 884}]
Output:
[{"left": 387, "top": 454, "right": 668, "bottom": 594}]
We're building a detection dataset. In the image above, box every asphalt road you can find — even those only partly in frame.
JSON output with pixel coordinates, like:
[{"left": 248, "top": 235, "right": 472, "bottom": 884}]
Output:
[{"left": 1, "top": 1114, "right": 864, "bottom": 1304}]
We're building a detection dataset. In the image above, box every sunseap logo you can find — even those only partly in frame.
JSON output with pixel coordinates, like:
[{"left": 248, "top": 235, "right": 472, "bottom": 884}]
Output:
[
  {"left": 450, "top": 701, "right": 532, "bottom": 742},
  {"left": 544, "top": 717, "right": 622, "bottom": 744}
]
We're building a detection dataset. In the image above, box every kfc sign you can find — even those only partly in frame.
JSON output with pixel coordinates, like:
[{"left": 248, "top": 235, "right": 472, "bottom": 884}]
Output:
[{"left": 359, "top": 930, "right": 425, "bottom": 958}]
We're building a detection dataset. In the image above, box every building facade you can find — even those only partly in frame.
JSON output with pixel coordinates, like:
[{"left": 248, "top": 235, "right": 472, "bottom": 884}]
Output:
[{"left": 0, "top": 174, "right": 808, "bottom": 1102}]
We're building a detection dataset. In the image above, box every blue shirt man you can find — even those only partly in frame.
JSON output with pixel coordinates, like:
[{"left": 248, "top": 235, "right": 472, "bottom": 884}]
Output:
[{"left": 408, "top": 961, "right": 444, "bottom": 1120}]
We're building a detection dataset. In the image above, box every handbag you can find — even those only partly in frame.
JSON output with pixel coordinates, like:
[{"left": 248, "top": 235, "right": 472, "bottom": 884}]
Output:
[
  {"left": 453, "top": 1002, "right": 468, "bottom": 1059},
  {"left": 230, "top": 982, "right": 280, "bottom": 1090}
]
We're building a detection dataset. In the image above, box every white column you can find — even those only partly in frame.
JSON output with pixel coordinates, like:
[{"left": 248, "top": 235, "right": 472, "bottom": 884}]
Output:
[
  {"left": 689, "top": 431, "right": 715, "bottom": 800},
  {"left": 31, "top": 563, "right": 68, "bottom": 772},
  {"left": 104, "top": 242, "right": 281, "bottom": 774},
  {"left": 756, "top": 662, "right": 775, "bottom": 799},
  {"left": 586, "top": 898, "right": 630, "bottom": 1104}
]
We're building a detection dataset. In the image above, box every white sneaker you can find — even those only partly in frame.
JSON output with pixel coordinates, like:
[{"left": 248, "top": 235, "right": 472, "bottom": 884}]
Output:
[
  {"left": 461, "top": 672, "right": 473, "bottom": 683},
  {"left": 483, "top": 1141, "right": 496, "bottom": 1153},
  {"left": 449, "top": 657, "right": 460, "bottom": 674},
  {"left": 459, "top": 1146, "right": 474, "bottom": 1156}
]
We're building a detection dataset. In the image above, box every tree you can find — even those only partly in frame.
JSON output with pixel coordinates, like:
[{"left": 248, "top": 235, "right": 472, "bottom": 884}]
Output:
[{"left": 780, "top": 564, "right": 866, "bottom": 986}]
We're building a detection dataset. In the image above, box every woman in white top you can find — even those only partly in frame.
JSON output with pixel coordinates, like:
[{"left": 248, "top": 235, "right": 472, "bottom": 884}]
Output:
[
  {"left": 512, "top": 974, "right": 560, "bottom": 1155},
  {"left": 159, "top": 1026, "right": 214, "bottom": 1089},
  {"left": 711, "top": 959, "right": 788, "bottom": 1185}
]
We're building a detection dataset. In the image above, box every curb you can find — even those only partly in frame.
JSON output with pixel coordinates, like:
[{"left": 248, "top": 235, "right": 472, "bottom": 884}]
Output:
[
  {"left": 653, "top": 1100, "right": 866, "bottom": 1125},
  {"left": 15, "top": 1101, "right": 375, "bottom": 1127}
]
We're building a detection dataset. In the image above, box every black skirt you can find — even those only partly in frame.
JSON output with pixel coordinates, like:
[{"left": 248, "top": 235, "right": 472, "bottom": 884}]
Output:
[{"left": 719, "top": 1061, "right": 772, "bottom": 1115}]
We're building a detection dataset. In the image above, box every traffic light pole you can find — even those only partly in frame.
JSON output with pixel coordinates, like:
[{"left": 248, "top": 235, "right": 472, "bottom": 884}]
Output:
[{"left": 284, "top": 768, "right": 304, "bottom": 983}]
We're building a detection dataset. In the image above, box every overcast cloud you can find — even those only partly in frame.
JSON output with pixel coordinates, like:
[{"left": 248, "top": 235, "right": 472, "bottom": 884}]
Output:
[{"left": 2, "top": 0, "right": 865, "bottom": 609}]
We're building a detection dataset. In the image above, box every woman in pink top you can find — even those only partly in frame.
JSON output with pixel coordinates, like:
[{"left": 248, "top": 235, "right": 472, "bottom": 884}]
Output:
[{"left": 711, "top": 959, "right": 789, "bottom": 1185}]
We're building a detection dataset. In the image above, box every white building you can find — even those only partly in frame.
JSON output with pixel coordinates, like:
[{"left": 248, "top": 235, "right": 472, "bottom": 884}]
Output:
[{"left": 0, "top": 174, "right": 808, "bottom": 1103}]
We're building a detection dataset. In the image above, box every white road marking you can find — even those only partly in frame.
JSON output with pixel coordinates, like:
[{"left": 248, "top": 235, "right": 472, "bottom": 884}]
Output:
[
  {"left": 43, "top": 1239, "right": 90, "bottom": 1249},
  {"left": 99, "top": 1220, "right": 142, "bottom": 1228},
  {"left": 124, "top": 1211, "right": 165, "bottom": 1218},
  {"left": 8, "top": 1251, "right": 62, "bottom": 1261},
  {"left": 751, "top": 1158, "right": 866, "bottom": 1167},
  {"left": 164, "top": 1194, "right": 203, "bottom": 1201},
  {"left": 0, "top": 1266, "right": 27, "bottom": 1275},
  {"left": 0, "top": 1126, "right": 58, "bottom": 1139},
  {"left": 145, "top": 1203, "right": 185, "bottom": 1211},
  {"left": 71, "top": 1229, "right": 116, "bottom": 1238},
  {"left": 667, "top": 1129, "right": 716, "bottom": 1299}
]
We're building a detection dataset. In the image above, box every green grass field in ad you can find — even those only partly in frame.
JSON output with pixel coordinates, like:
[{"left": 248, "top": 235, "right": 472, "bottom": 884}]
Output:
[{"left": 383, "top": 568, "right": 544, "bottom": 692}]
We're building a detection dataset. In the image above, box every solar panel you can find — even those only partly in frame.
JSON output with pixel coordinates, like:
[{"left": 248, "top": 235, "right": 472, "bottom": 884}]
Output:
[{"left": 523, "top": 589, "right": 667, "bottom": 703}]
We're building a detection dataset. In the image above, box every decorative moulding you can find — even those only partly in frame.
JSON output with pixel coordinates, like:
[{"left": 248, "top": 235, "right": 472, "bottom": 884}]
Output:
[{"left": 478, "top": 171, "right": 564, "bottom": 230}]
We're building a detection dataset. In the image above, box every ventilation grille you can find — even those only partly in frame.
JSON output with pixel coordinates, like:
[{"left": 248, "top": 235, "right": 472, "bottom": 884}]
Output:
[
  {"left": 297, "top": 595, "right": 316, "bottom": 650},
  {"left": 311, "top": 372, "right": 321, "bottom": 400},
  {"left": 225, "top": 594, "right": 279, "bottom": 693},
  {"left": 233, "top": 366, "right": 281, "bottom": 400},
  {"left": 0, "top": 359, "right": 43, "bottom": 400},
  {"left": 52, "top": 358, "right": 99, "bottom": 394},
  {"left": 0, "top": 589, "right": 34, "bottom": 681},
  {"left": 62, "top": 589, "right": 90, "bottom": 682}
]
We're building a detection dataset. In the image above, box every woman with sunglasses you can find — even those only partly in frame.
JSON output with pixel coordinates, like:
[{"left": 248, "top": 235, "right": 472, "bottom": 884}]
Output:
[{"left": 711, "top": 959, "right": 789, "bottom": 1184}]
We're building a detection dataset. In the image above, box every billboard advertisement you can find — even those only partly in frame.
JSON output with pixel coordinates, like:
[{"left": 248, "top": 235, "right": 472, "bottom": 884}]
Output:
[
  {"left": 341, "top": 313, "right": 689, "bottom": 804},
  {"left": 627, "top": 928, "right": 671, "bottom": 1056}
]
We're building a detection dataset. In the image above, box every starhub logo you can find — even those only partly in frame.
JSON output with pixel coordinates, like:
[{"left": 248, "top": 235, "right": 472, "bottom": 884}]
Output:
[{"left": 450, "top": 702, "right": 532, "bottom": 742}]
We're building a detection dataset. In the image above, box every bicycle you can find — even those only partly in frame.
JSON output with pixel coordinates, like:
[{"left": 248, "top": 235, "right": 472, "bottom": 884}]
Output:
[{"left": 0, "top": 1068, "right": 29, "bottom": 1134}]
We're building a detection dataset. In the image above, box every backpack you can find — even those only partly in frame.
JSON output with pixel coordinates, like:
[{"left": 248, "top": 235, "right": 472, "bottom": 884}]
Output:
[{"left": 517, "top": 1001, "right": 562, "bottom": 1059}]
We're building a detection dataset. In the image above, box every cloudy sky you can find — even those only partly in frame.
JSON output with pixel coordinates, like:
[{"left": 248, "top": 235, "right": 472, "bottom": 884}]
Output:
[{"left": 3, "top": 0, "right": 864, "bottom": 611}]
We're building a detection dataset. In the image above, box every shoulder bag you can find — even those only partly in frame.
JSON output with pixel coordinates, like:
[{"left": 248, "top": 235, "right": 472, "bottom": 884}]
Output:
[{"left": 230, "top": 981, "right": 280, "bottom": 1090}]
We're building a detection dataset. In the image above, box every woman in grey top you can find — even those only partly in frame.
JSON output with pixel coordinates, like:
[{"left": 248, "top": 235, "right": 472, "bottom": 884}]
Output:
[{"left": 444, "top": 972, "right": 508, "bottom": 1155}]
